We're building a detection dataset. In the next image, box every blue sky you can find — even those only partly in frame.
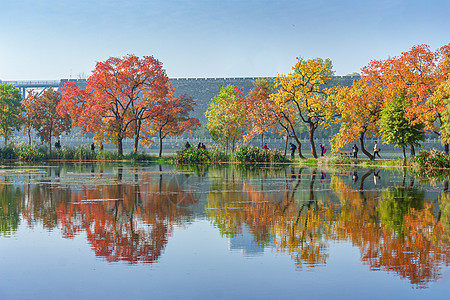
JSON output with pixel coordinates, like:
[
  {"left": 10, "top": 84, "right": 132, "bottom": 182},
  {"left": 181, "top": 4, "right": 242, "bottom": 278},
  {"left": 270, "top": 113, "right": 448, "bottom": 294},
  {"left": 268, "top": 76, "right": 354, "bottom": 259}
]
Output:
[{"left": 1, "top": 0, "right": 449, "bottom": 80}]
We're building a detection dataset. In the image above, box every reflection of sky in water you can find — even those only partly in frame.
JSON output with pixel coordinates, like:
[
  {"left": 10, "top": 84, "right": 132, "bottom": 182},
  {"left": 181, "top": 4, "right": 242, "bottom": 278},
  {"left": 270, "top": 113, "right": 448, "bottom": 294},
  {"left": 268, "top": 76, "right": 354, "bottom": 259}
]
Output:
[
  {"left": 228, "top": 224, "right": 268, "bottom": 257},
  {"left": 0, "top": 163, "right": 448, "bottom": 299}
]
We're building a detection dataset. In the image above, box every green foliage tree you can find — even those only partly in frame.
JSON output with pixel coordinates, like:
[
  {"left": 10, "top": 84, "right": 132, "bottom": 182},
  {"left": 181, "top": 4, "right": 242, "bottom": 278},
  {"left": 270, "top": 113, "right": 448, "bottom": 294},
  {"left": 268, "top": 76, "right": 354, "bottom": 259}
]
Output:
[
  {"left": 0, "top": 83, "right": 23, "bottom": 146},
  {"left": 379, "top": 94, "right": 425, "bottom": 164},
  {"left": 0, "top": 184, "right": 22, "bottom": 236},
  {"left": 205, "top": 85, "right": 246, "bottom": 153},
  {"left": 378, "top": 187, "right": 424, "bottom": 237}
]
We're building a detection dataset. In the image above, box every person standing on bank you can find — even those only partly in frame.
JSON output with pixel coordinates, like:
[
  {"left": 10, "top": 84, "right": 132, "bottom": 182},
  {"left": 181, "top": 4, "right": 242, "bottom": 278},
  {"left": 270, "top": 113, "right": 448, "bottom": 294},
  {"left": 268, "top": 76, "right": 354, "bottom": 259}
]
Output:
[
  {"left": 319, "top": 143, "right": 325, "bottom": 156},
  {"left": 352, "top": 144, "right": 358, "bottom": 159},
  {"left": 290, "top": 143, "right": 297, "bottom": 159},
  {"left": 373, "top": 141, "right": 381, "bottom": 159}
]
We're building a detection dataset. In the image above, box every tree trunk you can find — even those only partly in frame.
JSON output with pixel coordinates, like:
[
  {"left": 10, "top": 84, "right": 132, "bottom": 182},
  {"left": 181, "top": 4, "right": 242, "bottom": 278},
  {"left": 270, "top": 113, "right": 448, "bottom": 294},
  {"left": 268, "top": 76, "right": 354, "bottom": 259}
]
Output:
[
  {"left": 445, "top": 144, "right": 449, "bottom": 154},
  {"left": 159, "top": 132, "right": 163, "bottom": 157},
  {"left": 409, "top": 144, "right": 415, "bottom": 157},
  {"left": 133, "top": 120, "right": 142, "bottom": 153},
  {"left": 359, "top": 132, "right": 373, "bottom": 160},
  {"left": 309, "top": 123, "right": 317, "bottom": 158},
  {"left": 359, "top": 170, "right": 373, "bottom": 191},
  {"left": 291, "top": 135, "right": 305, "bottom": 159},
  {"left": 117, "top": 138, "right": 123, "bottom": 156},
  {"left": 284, "top": 135, "right": 288, "bottom": 156},
  {"left": 27, "top": 129, "right": 31, "bottom": 145},
  {"left": 402, "top": 145, "right": 406, "bottom": 166},
  {"left": 225, "top": 138, "right": 228, "bottom": 155},
  {"left": 260, "top": 133, "right": 264, "bottom": 149}
]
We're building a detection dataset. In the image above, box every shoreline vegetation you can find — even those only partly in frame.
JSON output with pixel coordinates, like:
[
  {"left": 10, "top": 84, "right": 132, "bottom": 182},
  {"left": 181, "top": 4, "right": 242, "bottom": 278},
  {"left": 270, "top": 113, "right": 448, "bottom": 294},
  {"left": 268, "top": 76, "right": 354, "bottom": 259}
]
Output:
[{"left": 3, "top": 144, "right": 450, "bottom": 176}]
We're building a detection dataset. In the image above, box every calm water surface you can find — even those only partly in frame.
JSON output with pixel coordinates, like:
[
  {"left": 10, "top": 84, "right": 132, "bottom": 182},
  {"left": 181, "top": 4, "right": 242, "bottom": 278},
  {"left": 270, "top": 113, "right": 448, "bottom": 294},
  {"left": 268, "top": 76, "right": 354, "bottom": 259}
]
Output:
[{"left": 0, "top": 162, "right": 449, "bottom": 299}]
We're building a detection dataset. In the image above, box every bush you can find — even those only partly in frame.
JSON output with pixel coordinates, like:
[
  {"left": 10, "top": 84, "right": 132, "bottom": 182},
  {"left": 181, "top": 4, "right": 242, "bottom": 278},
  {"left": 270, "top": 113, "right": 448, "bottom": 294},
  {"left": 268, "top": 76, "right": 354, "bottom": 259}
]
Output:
[
  {"left": 208, "top": 149, "right": 229, "bottom": 162},
  {"left": 175, "top": 148, "right": 210, "bottom": 164},
  {"left": 18, "top": 147, "right": 45, "bottom": 161},
  {"left": 95, "top": 150, "right": 121, "bottom": 161},
  {"left": 231, "top": 146, "right": 288, "bottom": 163},
  {"left": 74, "top": 146, "right": 96, "bottom": 160},
  {"left": 410, "top": 149, "right": 450, "bottom": 169},
  {"left": 0, "top": 146, "right": 18, "bottom": 159},
  {"left": 124, "top": 151, "right": 154, "bottom": 161},
  {"left": 51, "top": 147, "right": 76, "bottom": 160}
]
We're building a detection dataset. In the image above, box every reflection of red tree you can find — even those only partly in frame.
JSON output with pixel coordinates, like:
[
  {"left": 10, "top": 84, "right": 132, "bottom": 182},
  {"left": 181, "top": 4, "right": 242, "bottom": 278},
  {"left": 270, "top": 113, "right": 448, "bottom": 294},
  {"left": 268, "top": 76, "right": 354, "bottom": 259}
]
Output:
[{"left": 56, "top": 178, "right": 197, "bottom": 264}]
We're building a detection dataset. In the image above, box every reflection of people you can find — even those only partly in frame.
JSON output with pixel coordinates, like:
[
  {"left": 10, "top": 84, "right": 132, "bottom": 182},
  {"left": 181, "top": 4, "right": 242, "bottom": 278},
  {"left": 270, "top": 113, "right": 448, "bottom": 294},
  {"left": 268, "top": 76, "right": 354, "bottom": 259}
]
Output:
[
  {"left": 290, "top": 143, "right": 297, "bottom": 159},
  {"left": 185, "top": 141, "right": 191, "bottom": 149},
  {"left": 373, "top": 141, "right": 381, "bottom": 159},
  {"left": 320, "top": 171, "right": 326, "bottom": 181},
  {"left": 352, "top": 170, "right": 358, "bottom": 184},
  {"left": 352, "top": 144, "right": 358, "bottom": 159},
  {"left": 373, "top": 170, "right": 380, "bottom": 186},
  {"left": 263, "top": 143, "right": 268, "bottom": 150}
]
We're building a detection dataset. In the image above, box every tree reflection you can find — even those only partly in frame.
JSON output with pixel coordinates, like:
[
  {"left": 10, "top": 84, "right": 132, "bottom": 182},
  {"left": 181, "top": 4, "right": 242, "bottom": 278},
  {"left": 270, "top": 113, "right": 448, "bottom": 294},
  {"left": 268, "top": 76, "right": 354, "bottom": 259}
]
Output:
[
  {"left": 332, "top": 176, "right": 448, "bottom": 288},
  {"left": 20, "top": 170, "right": 198, "bottom": 264},
  {"left": 207, "top": 167, "right": 335, "bottom": 269},
  {"left": 206, "top": 166, "right": 449, "bottom": 287},
  {"left": 0, "top": 184, "right": 22, "bottom": 236}
]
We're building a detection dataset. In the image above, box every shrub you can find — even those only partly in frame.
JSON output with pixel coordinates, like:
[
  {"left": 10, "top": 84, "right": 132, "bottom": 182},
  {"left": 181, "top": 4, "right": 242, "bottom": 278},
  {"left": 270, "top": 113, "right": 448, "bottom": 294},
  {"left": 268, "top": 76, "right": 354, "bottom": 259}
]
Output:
[
  {"left": 74, "top": 146, "right": 96, "bottom": 160},
  {"left": 0, "top": 146, "right": 18, "bottom": 159},
  {"left": 175, "top": 148, "right": 210, "bottom": 164},
  {"left": 18, "top": 147, "right": 45, "bottom": 161},
  {"left": 208, "top": 149, "right": 229, "bottom": 162},
  {"left": 231, "top": 146, "right": 288, "bottom": 163},
  {"left": 410, "top": 149, "right": 450, "bottom": 169}
]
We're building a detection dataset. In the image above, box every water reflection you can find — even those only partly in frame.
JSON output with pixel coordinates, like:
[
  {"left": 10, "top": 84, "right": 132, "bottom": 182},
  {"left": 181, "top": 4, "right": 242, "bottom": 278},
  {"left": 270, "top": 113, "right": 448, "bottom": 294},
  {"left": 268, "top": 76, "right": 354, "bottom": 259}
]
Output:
[{"left": 0, "top": 163, "right": 448, "bottom": 289}]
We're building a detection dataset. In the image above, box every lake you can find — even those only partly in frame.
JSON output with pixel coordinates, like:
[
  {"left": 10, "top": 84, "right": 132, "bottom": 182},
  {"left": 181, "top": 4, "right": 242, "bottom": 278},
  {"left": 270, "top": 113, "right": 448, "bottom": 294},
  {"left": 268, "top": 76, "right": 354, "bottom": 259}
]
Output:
[{"left": 0, "top": 162, "right": 448, "bottom": 299}]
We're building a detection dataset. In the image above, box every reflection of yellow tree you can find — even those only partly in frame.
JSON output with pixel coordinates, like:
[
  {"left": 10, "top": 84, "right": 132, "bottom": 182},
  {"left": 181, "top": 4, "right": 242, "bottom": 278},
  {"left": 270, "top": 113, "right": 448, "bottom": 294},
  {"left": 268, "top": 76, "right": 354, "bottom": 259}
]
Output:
[{"left": 207, "top": 167, "right": 336, "bottom": 269}]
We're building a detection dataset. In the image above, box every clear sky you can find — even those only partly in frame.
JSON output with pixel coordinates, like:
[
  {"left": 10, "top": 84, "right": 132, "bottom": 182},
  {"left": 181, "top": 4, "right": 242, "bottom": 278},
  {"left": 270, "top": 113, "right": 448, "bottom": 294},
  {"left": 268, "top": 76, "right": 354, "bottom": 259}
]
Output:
[{"left": 1, "top": 0, "right": 449, "bottom": 80}]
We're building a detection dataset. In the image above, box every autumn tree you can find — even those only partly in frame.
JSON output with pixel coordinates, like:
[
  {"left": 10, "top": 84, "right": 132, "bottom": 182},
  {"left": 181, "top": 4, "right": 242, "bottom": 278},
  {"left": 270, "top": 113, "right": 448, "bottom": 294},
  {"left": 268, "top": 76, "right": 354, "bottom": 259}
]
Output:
[
  {"left": 59, "top": 55, "right": 168, "bottom": 155},
  {"left": 0, "top": 83, "right": 22, "bottom": 146},
  {"left": 142, "top": 87, "right": 200, "bottom": 157},
  {"left": 436, "top": 79, "right": 450, "bottom": 144},
  {"left": 205, "top": 85, "right": 247, "bottom": 153},
  {"left": 379, "top": 94, "right": 425, "bottom": 165},
  {"left": 363, "top": 44, "right": 450, "bottom": 152},
  {"left": 21, "top": 90, "right": 39, "bottom": 145},
  {"left": 330, "top": 78, "right": 384, "bottom": 159},
  {"left": 244, "top": 78, "right": 279, "bottom": 147},
  {"left": 271, "top": 58, "right": 337, "bottom": 158},
  {"left": 28, "top": 88, "right": 71, "bottom": 152}
]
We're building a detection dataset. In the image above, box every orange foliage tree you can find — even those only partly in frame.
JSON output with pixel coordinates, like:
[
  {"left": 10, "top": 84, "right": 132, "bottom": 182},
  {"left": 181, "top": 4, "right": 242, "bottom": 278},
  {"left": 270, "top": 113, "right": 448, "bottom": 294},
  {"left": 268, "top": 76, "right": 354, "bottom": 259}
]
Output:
[
  {"left": 142, "top": 85, "right": 200, "bottom": 157},
  {"left": 244, "top": 78, "right": 280, "bottom": 148},
  {"left": 21, "top": 90, "right": 39, "bottom": 145},
  {"left": 330, "top": 78, "right": 383, "bottom": 159},
  {"left": 362, "top": 44, "right": 450, "bottom": 152},
  {"left": 25, "top": 88, "right": 71, "bottom": 152},
  {"left": 59, "top": 54, "right": 169, "bottom": 155}
]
